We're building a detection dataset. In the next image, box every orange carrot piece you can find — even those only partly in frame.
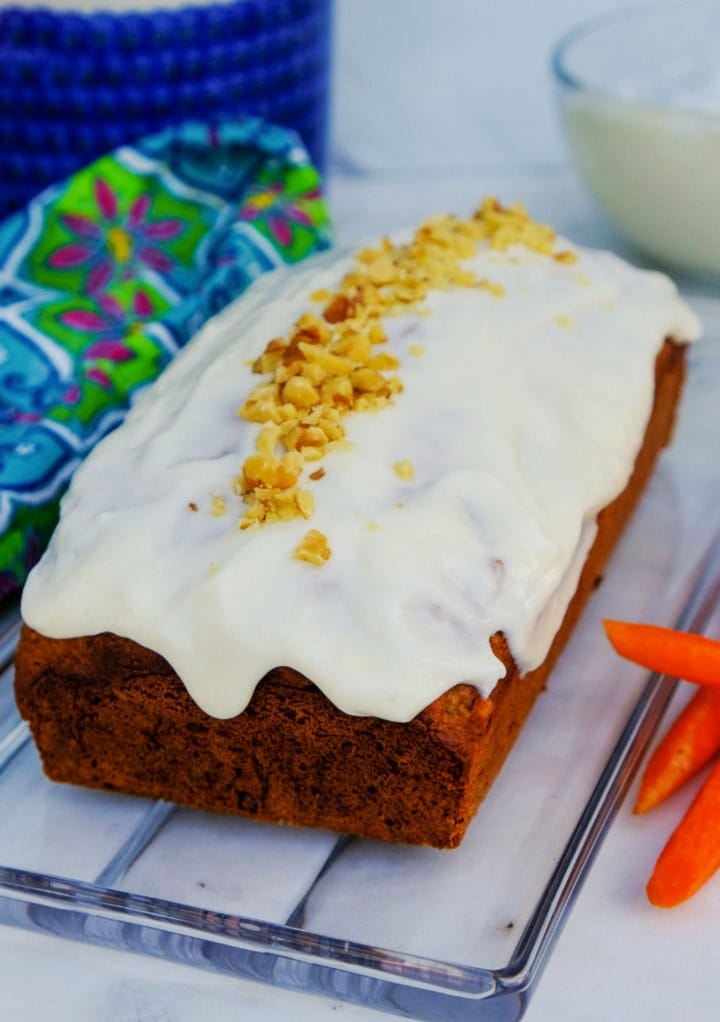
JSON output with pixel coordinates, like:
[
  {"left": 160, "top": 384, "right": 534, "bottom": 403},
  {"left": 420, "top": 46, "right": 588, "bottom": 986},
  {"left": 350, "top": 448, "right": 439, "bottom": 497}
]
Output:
[
  {"left": 635, "top": 687, "right": 720, "bottom": 814},
  {"left": 647, "top": 757, "right": 720, "bottom": 907},
  {"left": 603, "top": 620, "right": 720, "bottom": 686}
]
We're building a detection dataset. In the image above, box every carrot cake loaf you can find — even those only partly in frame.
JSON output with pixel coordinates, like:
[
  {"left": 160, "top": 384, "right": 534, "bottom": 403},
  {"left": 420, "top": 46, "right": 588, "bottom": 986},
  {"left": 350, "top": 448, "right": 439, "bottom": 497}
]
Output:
[{"left": 15, "top": 200, "right": 700, "bottom": 847}]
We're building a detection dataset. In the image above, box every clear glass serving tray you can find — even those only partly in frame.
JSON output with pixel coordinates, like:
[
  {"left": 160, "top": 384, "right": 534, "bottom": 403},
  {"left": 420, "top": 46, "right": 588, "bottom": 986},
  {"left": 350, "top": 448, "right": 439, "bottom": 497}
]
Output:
[{"left": 0, "top": 297, "right": 718, "bottom": 1022}]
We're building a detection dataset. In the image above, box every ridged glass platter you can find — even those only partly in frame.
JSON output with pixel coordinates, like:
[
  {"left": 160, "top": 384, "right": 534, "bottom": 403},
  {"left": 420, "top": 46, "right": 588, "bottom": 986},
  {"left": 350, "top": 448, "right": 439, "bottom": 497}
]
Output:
[{"left": 0, "top": 296, "right": 718, "bottom": 1021}]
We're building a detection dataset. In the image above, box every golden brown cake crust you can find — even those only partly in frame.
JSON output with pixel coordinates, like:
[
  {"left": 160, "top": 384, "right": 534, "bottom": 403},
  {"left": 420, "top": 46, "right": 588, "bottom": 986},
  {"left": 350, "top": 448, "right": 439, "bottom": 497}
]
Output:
[{"left": 14, "top": 341, "right": 686, "bottom": 848}]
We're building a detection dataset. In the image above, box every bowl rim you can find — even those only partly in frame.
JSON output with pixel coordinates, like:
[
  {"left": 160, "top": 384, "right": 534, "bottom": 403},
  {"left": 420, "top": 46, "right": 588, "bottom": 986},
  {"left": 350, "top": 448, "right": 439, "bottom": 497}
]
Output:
[{"left": 551, "top": 0, "right": 720, "bottom": 117}]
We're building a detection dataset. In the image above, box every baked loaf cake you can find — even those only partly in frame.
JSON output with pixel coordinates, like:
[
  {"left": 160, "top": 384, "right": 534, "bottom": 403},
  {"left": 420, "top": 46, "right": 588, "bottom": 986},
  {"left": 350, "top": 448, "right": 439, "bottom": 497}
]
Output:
[{"left": 15, "top": 201, "right": 700, "bottom": 848}]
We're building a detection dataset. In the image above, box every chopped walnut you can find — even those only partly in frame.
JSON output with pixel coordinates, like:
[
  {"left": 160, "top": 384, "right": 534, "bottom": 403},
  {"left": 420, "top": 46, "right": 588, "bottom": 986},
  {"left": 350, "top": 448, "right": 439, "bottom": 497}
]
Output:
[
  {"left": 478, "top": 278, "right": 505, "bottom": 298},
  {"left": 235, "top": 198, "right": 568, "bottom": 553},
  {"left": 554, "top": 250, "right": 578, "bottom": 265},
  {"left": 394, "top": 460, "right": 415, "bottom": 482},
  {"left": 294, "top": 528, "right": 332, "bottom": 565}
]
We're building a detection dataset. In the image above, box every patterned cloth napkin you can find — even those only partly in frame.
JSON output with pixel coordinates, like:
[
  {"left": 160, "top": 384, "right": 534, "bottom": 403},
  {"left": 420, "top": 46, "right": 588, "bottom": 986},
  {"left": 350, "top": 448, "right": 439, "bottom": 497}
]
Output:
[{"left": 0, "top": 117, "right": 332, "bottom": 598}]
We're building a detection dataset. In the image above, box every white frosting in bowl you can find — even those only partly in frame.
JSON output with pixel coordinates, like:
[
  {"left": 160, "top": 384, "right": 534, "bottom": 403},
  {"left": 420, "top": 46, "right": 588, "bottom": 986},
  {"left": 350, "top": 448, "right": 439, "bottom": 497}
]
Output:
[{"left": 22, "top": 232, "right": 700, "bottom": 722}]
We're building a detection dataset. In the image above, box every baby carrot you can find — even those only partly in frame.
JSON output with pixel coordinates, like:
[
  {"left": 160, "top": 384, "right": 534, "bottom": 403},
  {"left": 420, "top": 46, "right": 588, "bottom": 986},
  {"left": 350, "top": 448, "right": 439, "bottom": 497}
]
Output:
[
  {"left": 647, "top": 757, "right": 720, "bottom": 907},
  {"left": 635, "top": 687, "right": 720, "bottom": 814},
  {"left": 603, "top": 620, "right": 720, "bottom": 687}
]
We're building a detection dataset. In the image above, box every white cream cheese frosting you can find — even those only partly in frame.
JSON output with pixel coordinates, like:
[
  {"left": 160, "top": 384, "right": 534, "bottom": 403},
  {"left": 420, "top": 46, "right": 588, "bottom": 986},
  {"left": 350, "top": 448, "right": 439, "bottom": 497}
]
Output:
[{"left": 21, "top": 213, "right": 700, "bottom": 722}]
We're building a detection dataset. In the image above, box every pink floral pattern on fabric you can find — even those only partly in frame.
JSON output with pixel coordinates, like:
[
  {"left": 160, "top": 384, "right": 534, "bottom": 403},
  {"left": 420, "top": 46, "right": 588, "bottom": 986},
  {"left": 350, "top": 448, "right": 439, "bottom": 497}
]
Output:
[
  {"left": 58, "top": 290, "right": 156, "bottom": 390},
  {"left": 48, "top": 178, "right": 185, "bottom": 288},
  {"left": 240, "top": 179, "right": 322, "bottom": 250}
]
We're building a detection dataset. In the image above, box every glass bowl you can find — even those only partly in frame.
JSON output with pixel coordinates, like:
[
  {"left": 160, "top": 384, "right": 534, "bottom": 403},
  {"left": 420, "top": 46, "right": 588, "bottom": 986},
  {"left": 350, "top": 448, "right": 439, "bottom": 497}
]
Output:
[{"left": 552, "top": 2, "right": 720, "bottom": 279}]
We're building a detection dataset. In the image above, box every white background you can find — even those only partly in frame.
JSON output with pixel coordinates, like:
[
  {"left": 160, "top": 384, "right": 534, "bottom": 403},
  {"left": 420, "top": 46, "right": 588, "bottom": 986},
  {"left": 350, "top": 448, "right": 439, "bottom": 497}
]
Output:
[{"left": 331, "top": 0, "right": 627, "bottom": 176}]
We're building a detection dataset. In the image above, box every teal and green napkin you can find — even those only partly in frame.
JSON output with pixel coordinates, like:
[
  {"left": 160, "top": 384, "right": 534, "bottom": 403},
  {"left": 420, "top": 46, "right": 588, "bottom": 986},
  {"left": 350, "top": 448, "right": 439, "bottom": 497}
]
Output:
[{"left": 0, "top": 117, "right": 332, "bottom": 597}]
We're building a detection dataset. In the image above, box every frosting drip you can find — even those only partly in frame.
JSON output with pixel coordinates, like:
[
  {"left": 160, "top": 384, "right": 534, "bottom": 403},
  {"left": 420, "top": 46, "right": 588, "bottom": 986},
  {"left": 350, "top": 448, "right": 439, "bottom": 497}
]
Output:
[{"left": 22, "top": 224, "right": 700, "bottom": 722}]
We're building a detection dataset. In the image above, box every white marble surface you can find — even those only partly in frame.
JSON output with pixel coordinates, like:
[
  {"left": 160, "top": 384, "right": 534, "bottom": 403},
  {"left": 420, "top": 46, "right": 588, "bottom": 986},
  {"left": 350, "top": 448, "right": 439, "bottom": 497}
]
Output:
[{"left": 4, "top": 1, "right": 720, "bottom": 1018}]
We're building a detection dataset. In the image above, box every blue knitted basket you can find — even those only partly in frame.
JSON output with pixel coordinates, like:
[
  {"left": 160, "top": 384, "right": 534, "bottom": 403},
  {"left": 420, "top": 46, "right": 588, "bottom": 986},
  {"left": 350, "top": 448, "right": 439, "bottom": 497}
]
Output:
[{"left": 0, "top": 1, "right": 332, "bottom": 217}]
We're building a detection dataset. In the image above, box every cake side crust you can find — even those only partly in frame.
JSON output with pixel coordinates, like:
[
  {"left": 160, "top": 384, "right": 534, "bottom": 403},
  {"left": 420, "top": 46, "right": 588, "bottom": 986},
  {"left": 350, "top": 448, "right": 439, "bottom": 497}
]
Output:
[{"left": 14, "top": 340, "right": 686, "bottom": 848}]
